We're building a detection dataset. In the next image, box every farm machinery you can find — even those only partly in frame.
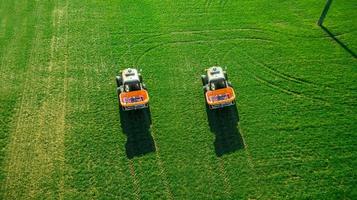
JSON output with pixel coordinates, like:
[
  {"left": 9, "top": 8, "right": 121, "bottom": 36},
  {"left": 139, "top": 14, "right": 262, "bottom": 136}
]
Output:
[
  {"left": 116, "top": 68, "right": 149, "bottom": 111},
  {"left": 201, "top": 66, "right": 236, "bottom": 109}
]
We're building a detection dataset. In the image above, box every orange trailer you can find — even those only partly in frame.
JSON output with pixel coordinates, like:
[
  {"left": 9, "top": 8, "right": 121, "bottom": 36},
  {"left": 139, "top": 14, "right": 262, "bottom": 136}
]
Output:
[{"left": 119, "top": 90, "right": 149, "bottom": 110}]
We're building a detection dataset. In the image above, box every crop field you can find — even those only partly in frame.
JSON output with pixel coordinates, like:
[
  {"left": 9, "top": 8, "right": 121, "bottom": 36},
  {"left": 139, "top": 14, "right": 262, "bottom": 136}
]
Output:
[{"left": 0, "top": 0, "right": 356, "bottom": 199}]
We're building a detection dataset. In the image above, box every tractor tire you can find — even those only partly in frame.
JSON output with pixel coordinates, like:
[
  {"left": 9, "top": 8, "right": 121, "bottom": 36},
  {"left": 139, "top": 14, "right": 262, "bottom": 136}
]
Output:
[
  {"left": 142, "top": 84, "right": 148, "bottom": 91},
  {"left": 201, "top": 75, "right": 208, "bottom": 85},
  {"left": 118, "top": 94, "right": 123, "bottom": 111},
  {"left": 139, "top": 74, "right": 143, "bottom": 82},
  {"left": 117, "top": 87, "right": 123, "bottom": 111},
  {"left": 116, "top": 87, "right": 121, "bottom": 95},
  {"left": 203, "top": 87, "right": 209, "bottom": 109},
  {"left": 116, "top": 76, "right": 122, "bottom": 87}
]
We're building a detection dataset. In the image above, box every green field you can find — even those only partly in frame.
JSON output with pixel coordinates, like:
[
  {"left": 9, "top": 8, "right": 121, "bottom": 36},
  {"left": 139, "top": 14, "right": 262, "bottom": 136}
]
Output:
[{"left": 0, "top": 0, "right": 356, "bottom": 199}]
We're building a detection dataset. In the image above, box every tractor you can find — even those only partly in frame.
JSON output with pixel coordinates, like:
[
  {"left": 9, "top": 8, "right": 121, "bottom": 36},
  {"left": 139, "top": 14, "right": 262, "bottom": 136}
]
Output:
[
  {"left": 201, "top": 66, "right": 236, "bottom": 109},
  {"left": 116, "top": 68, "right": 149, "bottom": 111}
]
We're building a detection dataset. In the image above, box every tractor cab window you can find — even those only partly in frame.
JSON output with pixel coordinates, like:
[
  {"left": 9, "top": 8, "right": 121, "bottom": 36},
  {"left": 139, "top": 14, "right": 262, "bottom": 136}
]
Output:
[
  {"left": 124, "top": 81, "right": 141, "bottom": 92},
  {"left": 210, "top": 79, "right": 226, "bottom": 90}
]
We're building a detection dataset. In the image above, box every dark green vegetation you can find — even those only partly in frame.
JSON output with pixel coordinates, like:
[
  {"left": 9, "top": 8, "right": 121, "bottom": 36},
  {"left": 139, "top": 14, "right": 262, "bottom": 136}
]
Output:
[{"left": 0, "top": 0, "right": 356, "bottom": 199}]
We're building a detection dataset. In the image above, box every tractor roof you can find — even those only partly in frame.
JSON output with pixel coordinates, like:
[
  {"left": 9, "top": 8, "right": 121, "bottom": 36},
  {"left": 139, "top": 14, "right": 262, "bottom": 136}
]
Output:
[
  {"left": 122, "top": 68, "right": 140, "bottom": 83},
  {"left": 207, "top": 66, "right": 225, "bottom": 81}
]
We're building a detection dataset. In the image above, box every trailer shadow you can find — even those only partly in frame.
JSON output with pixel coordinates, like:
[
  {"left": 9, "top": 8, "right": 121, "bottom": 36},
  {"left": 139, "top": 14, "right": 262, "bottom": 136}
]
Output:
[
  {"left": 119, "top": 107, "right": 155, "bottom": 159},
  {"left": 206, "top": 105, "right": 244, "bottom": 157}
]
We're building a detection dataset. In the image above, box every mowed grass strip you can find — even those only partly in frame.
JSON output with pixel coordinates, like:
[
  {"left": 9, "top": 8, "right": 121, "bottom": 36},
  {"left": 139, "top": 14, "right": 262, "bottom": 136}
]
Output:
[
  {"left": 0, "top": 0, "right": 36, "bottom": 187},
  {"left": 0, "top": 0, "right": 54, "bottom": 198}
]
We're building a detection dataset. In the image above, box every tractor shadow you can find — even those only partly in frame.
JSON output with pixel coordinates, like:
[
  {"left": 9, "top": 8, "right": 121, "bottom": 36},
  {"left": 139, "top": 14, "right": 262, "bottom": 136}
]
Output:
[
  {"left": 206, "top": 105, "right": 244, "bottom": 157},
  {"left": 119, "top": 107, "right": 155, "bottom": 159}
]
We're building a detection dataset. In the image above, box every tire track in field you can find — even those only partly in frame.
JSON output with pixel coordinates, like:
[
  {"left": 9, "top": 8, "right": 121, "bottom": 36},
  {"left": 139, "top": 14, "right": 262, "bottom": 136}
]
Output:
[
  {"left": 132, "top": 30, "right": 210, "bottom": 66},
  {"left": 248, "top": 63, "right": 327, "bottom": 103},
  {"left": 219, "top": 37, "right": 330, "bottom": 109},
  {"left": 0, "top": 17, "right": 7, "bottom": 38},
  {"left": 135, "top": 36, "right": 275, "bottom": 66},
  {"left": 0, "top": 11, "right": 33, "bottom": 188},
  {"left": 223, "top": 44, "right": 354, "bottom": 99},
  {"left": 237, "top": 124, "right": 255, "bottom": 170},
  {"left": 264, "top": 58, "right": 356, "bottom": 92},
  {"left": 223, "top": 45, "right": 328, "bottom": 103},
  {"left": 128, "top": 160, "right": 141, "bottom": 200},
  {"left": 150, "top": 130, "right": 174, "bottom": 200},
  {"left": 129, "top": 28, "right": 265, "bottom": 48},
  {"left": 254, "top": 75, "right": 304, "bottom": 97},
  {"left": 28, "top": 2, "right": 69, "bottom": 198},
  {"left": 204, "top": 0, "right": 212, "bottom": 13},
  {"left": 121, "top": 110, "right": 172, "bottom": 199},
  {"left": 31, "top": 1, "right": 69, "bottom": 198},
  {"left": 237, "top": 123, "right": 263, "bottom": 198},
  {"left": 264, "top": 58, "right": 349, "bottom": 65},
  {"left": 2, "top": 36, "right": 37, "bottom": 199},
  {"left": 200, "top": 29, "right": 275, "bottom": 70},
  {"left": 58, "top": 1, "right": 69, "bottom": 197},
  {"left": 129, "top": 27, "right": 270, "bottom": 53},
  {"left": 131, "top": 29, "right": 215, "bottom": 66},
  {"left": 3, "top": 2, "right": 43, "bottom": 198},
  {"left": 115, "top": 27, "right": 265, "bottom": 42},
  {"left": 3, "top": 1, "right": 69, "bottom": 198},
  {"left": 204, "top": 0, "right": 230, "bottom": 12},
  {"left": 5, "top": 61, "right": 37, "bottom": 198},
  {"left": 242, "top": 52, "right": 331, "bottom": 103},
  {"left": 217, "top": 158, "right": 232, "bottom": 198},
  {"left": 219, "top": 0, "right": 229, "bottom": 9},
  {"left": 242, "top": 51, "right": 318, "bottom": 86}
]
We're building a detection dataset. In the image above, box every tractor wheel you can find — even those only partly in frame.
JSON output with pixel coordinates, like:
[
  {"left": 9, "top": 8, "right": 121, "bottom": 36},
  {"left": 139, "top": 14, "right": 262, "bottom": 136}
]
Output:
[
  {"left": 201, "top": 75, "right": 208, "bottom": 85},
  {"left": 116, "top": 87, "right": 121, "bottom": 95},
  {"left": 139, "top": 74, "right": 143, "bottom": 82},
  {"left": 118, "top": 97, "right": 123, "bottom": 111},
  {"left": 117, "top": 87, "right": 123, "bottom": 111},
  {"left": 142, "top": 83, "right": 147, "bottom": 90},
  {"left": 205, "top": 100, "right": 211, "bottom": 110},
  {"left": 119, "top": 104, "right": 122, "bottom": 111},
  {"left": 202, "top": 85, "right": 209, "bottom": 94},
  {"left": 116, "top": 76, "right": 122, "bottom": 87}
]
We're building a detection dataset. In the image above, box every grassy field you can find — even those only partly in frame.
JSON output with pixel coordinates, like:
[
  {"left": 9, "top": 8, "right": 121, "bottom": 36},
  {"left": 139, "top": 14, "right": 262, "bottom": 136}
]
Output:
[{"left": 0, "top": 0, "right": 356, "bottom": 199}]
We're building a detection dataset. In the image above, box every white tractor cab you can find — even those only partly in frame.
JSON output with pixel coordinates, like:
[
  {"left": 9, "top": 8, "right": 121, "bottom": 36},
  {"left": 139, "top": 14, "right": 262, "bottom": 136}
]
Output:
[
  {"left": 116, "top": 68, "right": 149, "bottom": 111},
  {"left": 201, "top": 66, "right": 236, "bottom": 109}
]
